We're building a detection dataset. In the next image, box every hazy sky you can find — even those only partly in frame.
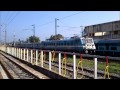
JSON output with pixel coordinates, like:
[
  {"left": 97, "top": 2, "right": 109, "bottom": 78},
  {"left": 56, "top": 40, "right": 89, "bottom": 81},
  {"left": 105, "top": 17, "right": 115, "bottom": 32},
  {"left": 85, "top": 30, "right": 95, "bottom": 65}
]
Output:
[{"left": 0, "top": 11, "right": 119, "bottom": 43}]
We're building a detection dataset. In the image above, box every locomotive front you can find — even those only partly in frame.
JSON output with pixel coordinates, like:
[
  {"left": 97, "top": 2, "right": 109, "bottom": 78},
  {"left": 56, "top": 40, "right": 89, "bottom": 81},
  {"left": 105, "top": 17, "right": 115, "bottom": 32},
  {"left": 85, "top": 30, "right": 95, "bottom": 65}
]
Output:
[{"left": 81, "top": 38, "right": 96, "bottom": 54}]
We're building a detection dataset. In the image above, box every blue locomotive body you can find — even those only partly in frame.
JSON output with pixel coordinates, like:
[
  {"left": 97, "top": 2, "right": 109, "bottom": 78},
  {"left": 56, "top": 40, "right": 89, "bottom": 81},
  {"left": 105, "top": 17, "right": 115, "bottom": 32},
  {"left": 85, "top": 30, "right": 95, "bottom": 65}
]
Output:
[
  {"left": 41, "top": 37, "right": 96, "bottom": 53},
  {"left": 15, "top": 37, "right": 96, "bottom": 54},
  {"left": 95, "top": 39, "right": 120, "bottom": 57}
]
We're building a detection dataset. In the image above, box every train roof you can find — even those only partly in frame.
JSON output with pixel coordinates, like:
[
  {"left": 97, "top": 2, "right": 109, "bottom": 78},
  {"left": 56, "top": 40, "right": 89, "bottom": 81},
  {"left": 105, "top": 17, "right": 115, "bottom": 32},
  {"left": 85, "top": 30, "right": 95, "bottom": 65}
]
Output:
[
  {"left": 41, "top": 37, "right": 93, "bottom": 43},
  {"left": 94, "top": 39, "right": 120, "bottom": 44}
]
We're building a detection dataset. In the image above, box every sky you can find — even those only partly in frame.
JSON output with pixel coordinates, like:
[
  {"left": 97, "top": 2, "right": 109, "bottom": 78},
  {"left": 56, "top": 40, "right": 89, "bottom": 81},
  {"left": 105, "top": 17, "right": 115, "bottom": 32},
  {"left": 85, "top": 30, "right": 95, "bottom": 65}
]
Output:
[{"left": 0, "top": 11, "right": 120, "bottom": 43}]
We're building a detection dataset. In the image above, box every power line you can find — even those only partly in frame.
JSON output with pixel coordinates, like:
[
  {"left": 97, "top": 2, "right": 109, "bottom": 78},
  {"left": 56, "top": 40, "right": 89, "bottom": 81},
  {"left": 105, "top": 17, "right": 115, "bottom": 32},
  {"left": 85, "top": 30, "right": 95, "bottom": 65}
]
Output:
[
  {"left": 58, "top": 20, "right": 69, "bottom": 26},
  {"left": 59, "top": 11, "right": 85, "bottom": 20},
  {"left": 5, "top": 11, "right": 15, "bottom": 24},
  {"left": 16, "top": 29, "right": 30, "bottom": 37},
  {"left": 58, "top": 19, "right": 81, "bottom": 28},
  {"left": 7, "top": 12, "right": 20, "bottom": 25},
  {"left": 2, "top": 11, "right": 10, "bottom": 24},
  {"left": 36, "top": 11, "right": 86, "bottom": 28},
  {"left": 36, "top": 20, "right": 54, "bottom": 28},
  {"left": 2, "top": 12, "right": 20, "bottom": 31},
  {"left": 1, "top": 12, "right": 20, "bottom": 43},
  {"left": 58, "top": 26, "right": 81, "bottom": 28}
]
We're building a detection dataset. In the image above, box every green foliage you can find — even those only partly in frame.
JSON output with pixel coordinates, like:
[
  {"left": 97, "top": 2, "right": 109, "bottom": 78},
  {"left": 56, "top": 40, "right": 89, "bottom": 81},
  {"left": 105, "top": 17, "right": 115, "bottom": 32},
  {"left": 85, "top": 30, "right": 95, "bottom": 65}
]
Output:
[
  {"left": 27, "top": 36, "right": 40, "bottom": 43},
  {"left": 56, "top": 57, "right": 120, "bottom": 75},
  {"left": 48, "top": 34, "right": 64, "bottom": 40}
]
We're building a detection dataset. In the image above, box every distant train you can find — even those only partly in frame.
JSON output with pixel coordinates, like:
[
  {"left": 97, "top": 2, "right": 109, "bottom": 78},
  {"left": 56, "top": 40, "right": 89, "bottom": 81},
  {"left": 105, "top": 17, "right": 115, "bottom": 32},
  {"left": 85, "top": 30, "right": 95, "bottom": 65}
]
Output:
[
  {"left": 94, "top": 39, "right": 120, "bottom": 57},
  {"left": 15, "top": 37, "right": 96, "bottom": 54}
]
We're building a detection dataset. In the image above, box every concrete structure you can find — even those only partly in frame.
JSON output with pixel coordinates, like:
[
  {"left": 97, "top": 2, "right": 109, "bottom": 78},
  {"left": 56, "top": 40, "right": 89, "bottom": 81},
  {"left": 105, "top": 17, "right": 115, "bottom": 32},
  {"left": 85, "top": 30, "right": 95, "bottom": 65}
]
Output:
[{"left": 84, "top": 20, "right": 120, "bottom": 40}]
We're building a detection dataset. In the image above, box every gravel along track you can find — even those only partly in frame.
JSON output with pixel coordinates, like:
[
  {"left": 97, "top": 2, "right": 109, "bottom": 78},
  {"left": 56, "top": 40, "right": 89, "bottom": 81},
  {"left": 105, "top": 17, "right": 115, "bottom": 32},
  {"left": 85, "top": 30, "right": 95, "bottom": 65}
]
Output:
[{"left": 0, "top": 52, "right": 50, "bottom": 79}]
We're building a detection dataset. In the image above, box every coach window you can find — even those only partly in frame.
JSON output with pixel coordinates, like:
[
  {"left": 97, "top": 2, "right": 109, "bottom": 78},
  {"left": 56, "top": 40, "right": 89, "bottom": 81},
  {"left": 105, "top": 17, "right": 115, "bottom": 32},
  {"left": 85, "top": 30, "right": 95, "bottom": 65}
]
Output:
[
  {"left": 99, "top": 47, "right": 104, "bottom": 50},
  {"left": 65, "top": 42, "right": 66, "bottom": 46},
  {"left": 111, "top": 47, "right": 117, "bottom": 50}
]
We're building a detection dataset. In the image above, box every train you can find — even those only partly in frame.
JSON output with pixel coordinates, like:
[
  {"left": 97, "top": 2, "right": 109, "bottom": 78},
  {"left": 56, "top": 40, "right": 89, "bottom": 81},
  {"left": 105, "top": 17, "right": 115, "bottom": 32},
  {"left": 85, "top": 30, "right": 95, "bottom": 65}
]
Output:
[
  {"left": 14, "top": 37, "right": 96, "bottom": 54},
  {"left": 94, "top": 39, "right": 120, "bottom": 57}
]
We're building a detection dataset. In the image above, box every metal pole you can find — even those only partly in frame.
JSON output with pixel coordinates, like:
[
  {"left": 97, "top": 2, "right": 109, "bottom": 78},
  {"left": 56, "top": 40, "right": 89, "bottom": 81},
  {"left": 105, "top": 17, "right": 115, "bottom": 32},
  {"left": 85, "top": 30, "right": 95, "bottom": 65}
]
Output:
[
  {"left": 32, "top": 24, "right": 35, "bottom": 43},
  {"left": 16, "top": 48, "right": 18, "bottom": 58},
  {"left": 21, "top": 49, "right": 22, "bottom": 60},
  {"left": 27, "top": 49, "right": 28, "bottom": 62},
  {"left": 59, "top": 52, "right": 61, "bottom": 75},
  {"left": 55, "top": 18, "right": 57, "bottom": 51},
  {"left": 31, "top": 49, "right": 33, "bottom": 63},
  {"left": 55, "top": 18, "right": 57, "bottom": 40},
  {"left": 13, "top": 31, "right": 16, "bottom": 46},
  {"left": 94, "top": 58, "right": 97, "bottom": 79},
  {"left": 41, "top": 51, "right": 43, "bottom": 67},
  {"left": 24, "top": 49, "right": 25, "bottom": 60},
  {"left": 32, "top": 24, "right": 35, "bottom": 37},
  {"left": 19, "top": 48, "right": 20, "bottom": 59},
  {"left": 33, "top": 24, "right": 35, "bottom": 37},
  {"left": 17, "top": 48, "right": 18, "bottom": 58},
  {"left": 73, "top": 54, "right": 76, "bottom": 79},
  {"left": 80, "top": 26, "right": 83, "bottom": 37},
  {"left": 15, "top": 48, "right": 16, "bottom": 57},
  {"left": 5, "top": 24, "right": 6, "bottom": 45},
  {"left": 49, "top": 51, "right": 51, "bottom": 70},
  {"left": 36, "top": 50, "right": 38, "bottom": 65},
  {"left": 55, "top": 18, "right": 59, "bottom": 51}
]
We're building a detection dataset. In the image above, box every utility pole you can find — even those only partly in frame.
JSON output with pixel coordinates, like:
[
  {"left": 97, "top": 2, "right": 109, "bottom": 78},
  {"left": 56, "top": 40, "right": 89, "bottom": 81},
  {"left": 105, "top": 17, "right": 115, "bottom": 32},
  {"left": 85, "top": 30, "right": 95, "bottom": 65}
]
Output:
[
  {"left": 80, "top": 26, "right": 84, "bottom": 37},
  {"left": 2, "top": 24, "right": 7, "bottom": 45},
  {"left": 5, "top": 24, "right": 7, "bottom": 45},
  {"left": 55, "top": 18, "right": 59, "bottom": 40},
  {"left": 32, "top": 24, "right": 35, "bottom": 44},
  {"left": 55, "top": 18, "right": 59, "bottom": 51},
  {"left": 55, "top": 18, "right": 57, "bottom": 40},
  {"left": 32, "top": 24, "right": 35, "bottom": 37},
  {"left": 13, "top": 31, "right": 16, "bottom": 46}
]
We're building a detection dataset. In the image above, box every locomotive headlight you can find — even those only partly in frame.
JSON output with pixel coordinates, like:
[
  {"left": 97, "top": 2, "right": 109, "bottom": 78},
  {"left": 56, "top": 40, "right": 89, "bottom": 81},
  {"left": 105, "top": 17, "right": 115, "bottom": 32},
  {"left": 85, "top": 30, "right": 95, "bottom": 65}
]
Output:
[
  {"left": 92, "top": 45, "right": 96, "bottom": 49},
  {"left": 83, "top": 45, "right": 86, "bottom": 49}
]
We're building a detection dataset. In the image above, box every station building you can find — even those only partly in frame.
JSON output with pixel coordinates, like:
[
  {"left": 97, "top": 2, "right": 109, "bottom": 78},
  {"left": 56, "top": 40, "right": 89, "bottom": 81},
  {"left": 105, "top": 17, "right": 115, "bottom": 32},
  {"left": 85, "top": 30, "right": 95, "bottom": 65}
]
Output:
[{"left": 83, "top": 20, "right": 120, "bottom": 40}]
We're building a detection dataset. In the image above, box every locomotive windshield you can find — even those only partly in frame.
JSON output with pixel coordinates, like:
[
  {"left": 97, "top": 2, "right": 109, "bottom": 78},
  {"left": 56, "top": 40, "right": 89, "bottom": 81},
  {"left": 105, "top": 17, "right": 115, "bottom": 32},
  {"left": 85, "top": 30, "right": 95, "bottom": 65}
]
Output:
[
  {"left": 82, "top": 38, "right": 93, "bottom": 44},
  {"left": 87, "top": 39, "right": 93, "bottom": 43}
]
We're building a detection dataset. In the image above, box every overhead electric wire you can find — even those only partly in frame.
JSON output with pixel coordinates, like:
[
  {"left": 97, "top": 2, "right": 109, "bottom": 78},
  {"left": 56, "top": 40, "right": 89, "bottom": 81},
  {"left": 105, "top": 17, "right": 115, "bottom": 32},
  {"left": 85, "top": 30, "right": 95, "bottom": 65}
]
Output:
[
  {"left": 36, "top": 11, "right": 85, "bottom": 28},
  {"left": 58, "top": 17, "right": 81, "bottom": 28},
  {"left": 5, "top": 11, "right": 15, "bottom": 24},
  {"left": 58, "top": 26, "right": 81, "bottom": 28},
  {"left": 7, "top": 12, "right": 20, "bottom": 25},
  {"left": 59, "top": 11, "right": 85, "bottom": 20},
  {"left": 14, "top": 11, "right": 86, "bottom": 40},
  {"left": 2, "top": 11, "right": 10, "bottom": 24},
  {"left": 36, "top": 20, "right": 54, "bottom": 28},
  {"left": 2, "top": 12, "right": 20, "bottom": 31},
  {"left": 58, "top": 20, "right": 69, "bottom": 26}
]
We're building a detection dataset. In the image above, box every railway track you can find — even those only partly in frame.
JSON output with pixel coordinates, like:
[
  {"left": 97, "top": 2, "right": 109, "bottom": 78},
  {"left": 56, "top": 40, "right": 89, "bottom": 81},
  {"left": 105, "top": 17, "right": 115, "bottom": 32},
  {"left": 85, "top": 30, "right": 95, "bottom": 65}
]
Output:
[
  {"left": 0, "top": 64, "right": 9, "bottom": 79},
  {"left": 43, "top": 60, "right": 120, "bottom": 79},
  {"left": 0, "top": 49, "right": 119, "bottom": 79},
  {"left": 0, "top": 52, "right": 50, "bottom": 79}
]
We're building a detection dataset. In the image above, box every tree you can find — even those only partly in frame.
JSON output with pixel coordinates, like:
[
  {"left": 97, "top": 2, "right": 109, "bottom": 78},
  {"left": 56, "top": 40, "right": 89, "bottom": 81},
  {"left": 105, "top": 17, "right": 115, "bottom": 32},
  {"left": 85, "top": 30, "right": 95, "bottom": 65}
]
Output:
[
  {"left": 48, "top": 34, "right": 64, "bottom": 40},
  {"left": 26, "top": 36, "right": 40, "bottom": 43}
]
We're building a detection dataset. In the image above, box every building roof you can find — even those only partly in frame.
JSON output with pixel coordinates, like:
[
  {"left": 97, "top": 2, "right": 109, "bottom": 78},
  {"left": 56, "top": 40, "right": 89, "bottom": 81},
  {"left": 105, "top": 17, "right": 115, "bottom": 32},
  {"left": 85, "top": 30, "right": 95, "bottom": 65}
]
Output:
[{"left": 85, "top": 20, "right": 120, "bottom": 27}]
